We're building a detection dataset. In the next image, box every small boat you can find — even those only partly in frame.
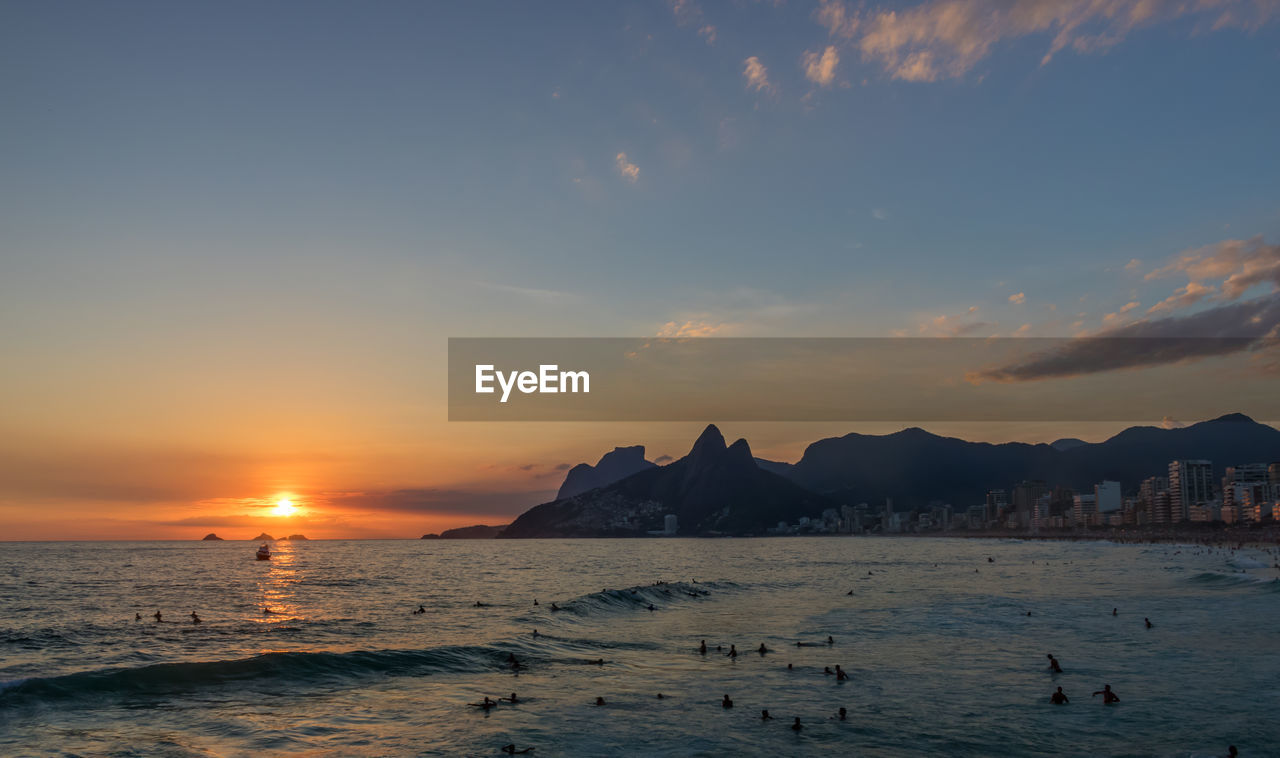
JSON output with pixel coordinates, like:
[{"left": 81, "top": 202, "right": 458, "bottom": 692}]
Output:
[{"left": 256, "top": 544, "right": 271, "bottom": 561}]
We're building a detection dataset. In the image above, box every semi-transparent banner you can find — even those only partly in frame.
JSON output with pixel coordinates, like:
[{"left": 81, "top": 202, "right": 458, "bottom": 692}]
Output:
[{"left": 448, "top": 337, "right": 1279, "bottom": 421}]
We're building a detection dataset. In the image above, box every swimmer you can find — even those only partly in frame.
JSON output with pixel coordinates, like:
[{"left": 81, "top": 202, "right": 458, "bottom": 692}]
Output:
[
  {"left": 1047, "top": 654, "right": 1063, "bottom": 673},
  {"left": 590, "top": 658, "right": 604, "bottom": 665},
  {"left": 1092, "top": 684, "right": 1120, "bottom": 704},
  {"left": 1112, "top": 608, "right": 1117, "bottom": 616},
  {"left": 722, "top": 694, "right": 733, "bottom": 708},
  {"left": 469, "top": 696, "right": 498, "bottom": 710},
  {"left": 791, "top": 717, "right": 803, "bottom": 731},
  {"left": 153, "top": 610, "right": 162, "bottom": 622},
  {"left": 757, "top": 643, "right": 769, "bottom": 655},
  {"left": 532, "top": 629, "right": 540, "bottom": 637},
  {"left": 190, "top": 611, "right": 201, "bottom": 624},
  {"left": 699, "top": 640, "right": 707, "bottom": 655},
  {"left": 727, "top": 644, "right": 738, "bottom": 659},
  {"left": 135, "top": 612, "right": 141, "bottom": 621},
  {"left": 533, "top": 599, "right": 538, "bottom": 606},
  {"left": 474, "top": 601, "right": 487, "bottom": 608},
  {"left": 501, "top": 692, "right": 520, "bottom": 703},
  {"left": 1050, "top": 686, "right": 1069, "bottom": 705},
  {"left": 988, "top": 557, "right": 993, "bottom": 563},
  {"left": 836, "top": 707, "right": 847, "bottom": 720},
  {"left": 835, "top": 665, "right": 848, "bottom": 681},
  {"left": 827, "top": 635, "right": 834, "bottom": 645},
  {"left": 501, "top": 745, "right": 534, "bottom": 755},
  {"left": 787, "top": 663, "right": 793, "bottom": 670},
  {"left": 595, "top": 697, "right": 606, "bottom": 706},
  {"left": 761, "top": 709, "right": 773, "bottom": 720},
  {"left": 656, "top": 693, "right": 664, "bottom": 699},
  {"left": 1145, "top": 617, "right": 1153, "bottom": 629},
  {"left": 648, "top": 604, "right": 655, "bottom": 612},
  {"left": 824, "top": 666, "right": 834, "bottom": 675},
  {"left": 1226, "top": 746, "right": 1238, "bottom": 757}
]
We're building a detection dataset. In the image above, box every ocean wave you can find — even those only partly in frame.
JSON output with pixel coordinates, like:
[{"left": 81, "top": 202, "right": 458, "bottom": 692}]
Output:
[
  {"left": 0, "top": 644, "right": 514, "bottom": 707},
  {"left": 516, "top": 580, "right": 738, "bottom": 621},
  {"left": 1186, "top": 571, "right": 1279, "bottom": 589}
]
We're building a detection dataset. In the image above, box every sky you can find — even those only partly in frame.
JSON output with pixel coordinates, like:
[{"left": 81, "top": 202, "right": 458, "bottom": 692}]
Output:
[{"left": 2, "top": 0, "right": 1279, "bottom": 539}]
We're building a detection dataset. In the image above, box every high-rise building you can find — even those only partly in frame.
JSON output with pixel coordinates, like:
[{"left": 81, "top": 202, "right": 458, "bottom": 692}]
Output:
[
  {"left": 985, "top": 490, "right": 1008, "bottom": 523},
  {"left": 663, "top": 514, "right": 678, "bottom": 535},
  {"left": 1073, "top": 494, "right": 1097, "bottom": 526},
  {"left": 1168, "top": 460, "right": 1213, "bottom": 523},
  {"left": 1095, "top": 481, "right": 1121, "bottom": 513},
  {"left": 1012, "top": 481, "right": 1047, "bottom": 525},
  {"left": 1152, "top": 490, "right": 1172, "bottom": 524}
]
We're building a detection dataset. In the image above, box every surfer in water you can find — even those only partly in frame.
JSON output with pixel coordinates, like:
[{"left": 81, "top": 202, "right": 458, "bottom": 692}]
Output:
[
  {"left": 469, "top": 696, "right": 498, "bottom": 710},
  {"left": 153, "top": 610, "right": 162, "bottom": 622},
  {"left": 1092, "top": 684, "right": 1120, "bottom": 704},
  {"left": 1050, "top": 687, "right": 1069, "bottom": 704},
  {"left": 1047, "top": 654, "right": 1063, "bottom": 673},
  {"left": 835, "top": 665, "right": 849, "bottom": 681},
  {"left": 190, "top": 611, "right": 201, "bottom": 624},
  {"left": 722, "top": 694, "right": 733, "bottom": 708},
  {"left": 791, "top": 717, "right": 803, "bottom": 731},
  {"left": 501, "top": 745, "right": 534, "bottom": 755},
  {"left": 699, "top": 640, "right": 707, "bottom": 655},
  {"left": 727, "top": 644, "right": 738, "bottom": 659}
]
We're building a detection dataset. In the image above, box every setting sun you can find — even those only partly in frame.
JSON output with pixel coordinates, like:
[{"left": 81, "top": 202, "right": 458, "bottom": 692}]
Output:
[{"left": 273, "top": 499, "right": 298, "bottom": 517}]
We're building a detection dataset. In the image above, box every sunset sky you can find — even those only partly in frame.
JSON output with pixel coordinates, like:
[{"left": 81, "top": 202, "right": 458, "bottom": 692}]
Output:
[{"left": 2, "top": 1, "right": 1279, "bottom": 539}]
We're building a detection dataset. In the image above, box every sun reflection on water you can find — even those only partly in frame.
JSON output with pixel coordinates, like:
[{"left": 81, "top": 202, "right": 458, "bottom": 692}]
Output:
[{"left": 255, "top": 540, "right": 302, "bottom": 623}]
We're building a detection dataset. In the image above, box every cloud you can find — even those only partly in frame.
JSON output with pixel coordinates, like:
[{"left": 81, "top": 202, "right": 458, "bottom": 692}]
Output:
[
  {"left": 478, "top": 281, "right": 577, "bottom": 303},
  {"left": 968, "top": 292, "right": 1280, "bottom": 383},
  {"left": 656, "top": 319, "right": 733, "bottom": 338},
  {"left": 1103, "top": 301, "right": 1141, "bottom": 322},
  {"left": 1161, "top": 415, "right": 1185, "bottom": 429},
  {"left": 1012, "top": 323, "right": 1033, "bottom": 336},
  {"left": 871, "top": 208, "right": 888, "bottom": 220},
  {"left": 328, "top": 488, "right": 556, "bottom": 517},
  {"left": 815, "top": 0, "right": 861, "bottom": 39},
  {"left": 1009, "top": 292, "right": 1026, "bottom": 304},
  {"left": 1146, "top": 235, "right": 1280, "bottom": 300},
  {"left": 820, "top": 0, "right": 1280, "bottom": 82},
  {"left": 1147, "top": 281, "right": 1214, "bottom": 314},
  {"left": 1125, "top": 258, "right": 1142, "bottom": 272},
  {"left": 743, "top": 56, "right": 774, "bottom": 93},
  {"left": 803, "top": 46, "right": 841, "bottom": 86},
  {"left": 699, "top": 24, "right": 717, "bottom": 44},
  {"left": 915, "top": 308, "right": 994, "bottom": 337},
  {"left": 615, "top": 152, "right": 640, "bottom": 183}
]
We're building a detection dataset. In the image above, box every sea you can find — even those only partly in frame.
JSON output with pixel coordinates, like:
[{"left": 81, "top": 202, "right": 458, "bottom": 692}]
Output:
[{"left": 1, "top": 538, "right": 1278, "bottom": 757}]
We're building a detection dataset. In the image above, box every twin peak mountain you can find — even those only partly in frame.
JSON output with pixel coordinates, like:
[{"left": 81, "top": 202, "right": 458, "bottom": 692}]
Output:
[{"left": 501, "top": 415, "right": 1280, "bottom": 538}]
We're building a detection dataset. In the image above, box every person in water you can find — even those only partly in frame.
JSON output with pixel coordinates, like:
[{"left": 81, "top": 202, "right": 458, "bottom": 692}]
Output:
[
  {"left": 699, "top": 640, "right": 707, "bottom": 655},
  {"left": 1047, "top": 654, "right": 1063, "bottom": 673},
  {"left": 757, "top": 643, "right": 769, "bottom": 655},
  {"left": 1112, "top": 608, "right": 1117, "bottom": 616},
  {"left": 190, "top": 611, "right": 201, "bottom": 624},
  {"left": 1145, "top": 617, "right": 1153, "bottom": 629},
  {"left": 153, "top": 611, "right": 162, "bottom": 622},
  {"left": 1092, "top": 684, "right": 1120, "bottom": 704},
  {"left": 501, "top": 693, "right": 519, "bottom": 703},
  {"left": 501, "top": 745, "right": 534, "bottom": 755},
  {"left": 727, "top": 644, "right": 738, "bottom": 659},
  {"left": 470, "top": 696, "right": 498, "bottom": 710},
  {"left": 135, "top": 612, "right": 141, "bottom": 621},
  {"left": 791, "top": 717, "right": 803, "bottom": 731},
  {"left": 550, "top": 603, "right": 560, "bottom": 612},
  {"left": 1050, "top": 687, "right": 1069, "bottom": 705},
  {"left": 827, "top": 635, "right": 835, "bottom": 645},
  {"left": 836, "top": 707, "right": 847, "bottom": 720},
  {"left": 835, "top": 665, "right": 849, "bottom": 681},
  {"left": 823, "top": 666, "right": 834, "bottom": 675},
  {"left": 722, "top": 694, "right": 733, "bottom": 708},
  {"left": 595, "top": 697, "right": 606, "bottom": 706}
]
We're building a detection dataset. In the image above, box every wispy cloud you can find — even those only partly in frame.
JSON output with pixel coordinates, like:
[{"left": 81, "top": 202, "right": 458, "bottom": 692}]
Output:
[
  {"left": 871, "top": 208, "right": 888, "bottom": 221},
  {"left": 615, "top": 152, "right": 641, "bottom": 183},
  {"left": 478, "top": 281, "right": 578, "bottom": 303},
  {"left": 968, "top": 293, "right": 1280, "bottom": 383},
  {"left": 803, "top": 46, "right": 841, "bottom": 86},
  {"left": 1147, "top": 281, "right": 1214, "bottom": 314},
  {"left": 814, "top": 0, "right": 1279, "bottom": 82},
  {"left": 1009, "top": 292, "right": 1026, "bottom": 305},
  {"left": 656, "top": 319, "right": 734, "bottom": 338},
  {"left": 743, "top": 56, "right": 774, "bottom": 94},
  {"left": 1146, "top": 235, "right": 1280, "bottom": 300}
]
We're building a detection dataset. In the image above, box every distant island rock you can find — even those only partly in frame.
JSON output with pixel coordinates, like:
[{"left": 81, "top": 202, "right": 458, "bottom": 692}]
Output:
[
  {"left": 252, "top": 533, "right": 275, "bottom": 541},
  {"left": 200, "top": 533, "right": 223, "bottom": 541},
  {"left": 421, "top": 524, "right": 508, "bottom": 540},
  {"left": 556, "top": 445, "right": 657, "bottom": 500},
  {"left": 284, "top": 534, "right": 308, "bottom": 541}
]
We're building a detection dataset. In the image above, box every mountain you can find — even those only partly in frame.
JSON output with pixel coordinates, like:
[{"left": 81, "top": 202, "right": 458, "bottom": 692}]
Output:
[
  {"left": 200, "top": 533, "right": 223, "bottom": 541},
  {"left": 788, "top": 414, "right": 1280, "bottom": 508},
  {"left": 502, "top": 425, "right": 833, "bottom": 537},
  {"left": 284, "top": 534, "right": 308, "bottom": 541},
  {"left": 556, "top": 445, "right": 656, "bottom": 499},
  {"left": 425, "top": 524, "right": 508, "bottom": 539},
  {"left": 1050, "top": 438, "right": 1087, "bottom": 452},
  {"left": 252, "top": 533, "right": 275, "bottom": 541}
]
